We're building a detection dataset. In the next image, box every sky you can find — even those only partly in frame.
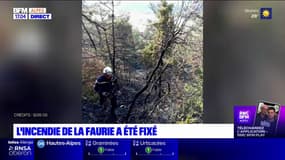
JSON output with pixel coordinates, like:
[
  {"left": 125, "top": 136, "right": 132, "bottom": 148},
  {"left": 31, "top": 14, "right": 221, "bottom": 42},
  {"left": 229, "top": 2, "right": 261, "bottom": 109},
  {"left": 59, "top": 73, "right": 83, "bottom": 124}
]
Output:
[
  {"left": 115, "top": 1, "right": 156, "bottom": 32},
  {"left": 84, "top": 1, "right": 183, "bottom": 32}
]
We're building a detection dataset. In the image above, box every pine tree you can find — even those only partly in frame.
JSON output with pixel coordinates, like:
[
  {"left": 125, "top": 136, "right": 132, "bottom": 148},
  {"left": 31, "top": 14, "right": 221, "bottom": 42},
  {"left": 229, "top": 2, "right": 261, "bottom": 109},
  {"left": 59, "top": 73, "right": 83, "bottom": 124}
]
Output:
[
  {"left": 142, "top": 0, "right": 174, "bottom": 98},
  {"left": 142, "top": 0, "right": 174, "bottom": 67}
]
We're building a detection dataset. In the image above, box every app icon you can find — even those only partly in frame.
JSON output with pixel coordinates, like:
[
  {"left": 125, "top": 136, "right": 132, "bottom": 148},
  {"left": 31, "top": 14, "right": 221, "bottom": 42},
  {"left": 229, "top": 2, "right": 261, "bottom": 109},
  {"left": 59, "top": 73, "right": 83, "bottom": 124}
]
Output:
[{"left": 260, "top": 8, "right": 272, "bottom": 19}]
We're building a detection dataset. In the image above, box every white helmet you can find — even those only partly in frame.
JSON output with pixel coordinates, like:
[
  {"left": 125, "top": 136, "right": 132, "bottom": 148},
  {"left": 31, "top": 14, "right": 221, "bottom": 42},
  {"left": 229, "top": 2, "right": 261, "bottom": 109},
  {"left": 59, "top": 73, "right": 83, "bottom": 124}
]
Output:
[{"left": 103, "top": 66, "right": 113, "bottom": 75}]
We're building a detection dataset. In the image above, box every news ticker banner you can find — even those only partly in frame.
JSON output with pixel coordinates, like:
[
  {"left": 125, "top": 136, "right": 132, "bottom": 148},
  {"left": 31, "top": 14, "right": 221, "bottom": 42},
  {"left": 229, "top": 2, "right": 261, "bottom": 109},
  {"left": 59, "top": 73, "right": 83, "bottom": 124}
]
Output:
[
  {"left": 234, "top": 106, "right": 285, "bottom": 137},
  {"left": 2, "top": 139, "right": 177, "bottom": 160},
  {"left": 13, "top": 124, "right": 234, "bottom": 139},
  {"left": 13, "top": 8, "right": 52, "bottom": 20},
  {"left": 3, "top": 139, "right": 285, "bottom": 160}
]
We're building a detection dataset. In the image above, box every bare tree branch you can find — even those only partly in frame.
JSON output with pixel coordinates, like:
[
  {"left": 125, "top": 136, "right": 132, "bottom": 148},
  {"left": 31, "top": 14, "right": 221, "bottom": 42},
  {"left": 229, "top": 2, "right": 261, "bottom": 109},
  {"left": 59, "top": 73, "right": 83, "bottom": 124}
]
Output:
[
  {"left": 144, "top": 63, "right": 169, "bottom": 104},
  {"left": 82, "top": 13, "right": 106, "bottom": 31},
  {"left": 125, "top": 33, "right": 175, "bottom": 122},
  {"left": 82, "top": 20, "right": 97, "bottom": 51}
]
